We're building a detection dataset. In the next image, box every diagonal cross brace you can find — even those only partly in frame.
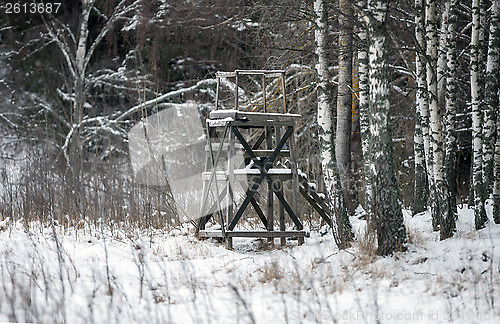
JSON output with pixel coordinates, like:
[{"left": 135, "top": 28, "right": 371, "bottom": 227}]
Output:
[{"left": 228, "top": 127, "right": 302, "bottom": 230}]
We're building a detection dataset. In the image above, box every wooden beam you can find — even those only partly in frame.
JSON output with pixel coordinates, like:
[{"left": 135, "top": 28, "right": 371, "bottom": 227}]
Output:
[{"left": 198, "top": 230, "right": 309, "bottom": 238}]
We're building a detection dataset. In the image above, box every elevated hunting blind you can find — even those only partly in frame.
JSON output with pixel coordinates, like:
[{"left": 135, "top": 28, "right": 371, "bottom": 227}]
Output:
[{"left": 196, "top": 70, "right": 334, "bottom": 248}]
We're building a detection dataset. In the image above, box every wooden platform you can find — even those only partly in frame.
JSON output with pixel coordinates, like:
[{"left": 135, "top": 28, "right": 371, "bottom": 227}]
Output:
[
  {"left": 209, "top": 110, "right": 301, "bottom": 122},
  {"left": 198, "top": 230, "right": 309, "bottom": 238}
]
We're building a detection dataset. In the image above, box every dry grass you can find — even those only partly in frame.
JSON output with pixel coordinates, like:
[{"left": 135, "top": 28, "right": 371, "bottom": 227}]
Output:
[{"left": 258, "top": 261, "right": 284, "bottom": 283}]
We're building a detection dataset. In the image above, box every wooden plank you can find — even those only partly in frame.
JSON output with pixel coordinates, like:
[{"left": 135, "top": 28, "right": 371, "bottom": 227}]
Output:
[
  {"left": 210, "top": 110, "right": 301, "bottom": 122},
  {"left": 215, "top": 76, "right": 220, "bottom": 110},
  {"left": 231, "top": 120, "right": 294, "bottom": 128},
  {"left": 205, "top": 143, "right": 244, "bottom": 152},
  {"left": 235, "top": 73, "right": 239, "bottom": 110},
  {"left": 217, "top": 70, "right": 285, "bottom": 78},
  {"left": 216, "top": 71, "right": 237, "bottom": 77},
  {"left": 266, "top": 124, "right": 274, "bottom": 242},
  {"left": 198, "top": 231, "right": 308, "bottom": 238},
  {"left": 252, "top": 131, "right": 267, "bottom": 150},
  {"left": 262, "top": 75, "right": 267, "bottom": 113},
  {"left": 202, "top": 169, "right": 292, "bottom": 181},
  {"left": 275, "top": 126, "right": 286, "bottom": 246},
  {"left": 299, "top": 187, "right": 333, "bottom": 227},
  {"left": 235, "top": 69, "right": 285, "bottom": 76},
  {"left": 288, "top": 124, "right": 304, "bottom": 245},
  {"left": 244, "top": 149, "right": 290, "bottom": 157},
  {"left": 227, "top": 127, "right": 235, "bottom": 227},
  {"left": 250, "top": 198, "right": 268, "bottom": 228},
  {"left": 280, "top": 72, "right": 287, "bottom": 113},
  {"left": 279, "top": 182, "right": 286, "bottom": 246}
]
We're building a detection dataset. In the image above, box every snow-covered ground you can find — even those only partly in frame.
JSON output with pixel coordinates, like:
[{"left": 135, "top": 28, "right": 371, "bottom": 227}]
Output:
[{"left": 0, "top": 205, "right": 499, "bottom": 323}]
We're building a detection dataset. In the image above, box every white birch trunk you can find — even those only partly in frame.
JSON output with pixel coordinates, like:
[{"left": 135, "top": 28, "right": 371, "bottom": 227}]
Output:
[
  {"left": 471, "top": 0, "right": 488, "bottom": 229},
  {"left": 437, "top": 2, "right": 449, "bottom": 107},
  {"left": 367, "top": 0, "right": 407, "bottom": 255},
  {"left": 426, "top": 0, "right": 446, "bottom": 231},
  {"left": 490, "top": 0, "right": 500, "bottom": 224},
  {"left": 314, "top": 0, "right": 352, "bottom": 248},
  {"left": 414, "top": 0, "right": 428, "bottom": 215},
  {"left": 484, "top": 0, "right": 500, "bottom": 197},
  {"left": 441, "top": 0, "right": 458, "bottom": 240},
  {"left": 336, "top": 0, "right": 355, "bottom": 215},
  {"left": 358, "top": 5, "right": 373, "bottom": 227}
]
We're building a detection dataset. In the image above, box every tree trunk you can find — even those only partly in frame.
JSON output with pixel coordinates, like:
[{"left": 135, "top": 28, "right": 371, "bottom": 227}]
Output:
[
  {"left": 314, "top": 0, "right": 352, "bottom": 248},
  {"left": 441, "top": 0, "right": 458, "bottom": 240},
  {"left": 414, "top": 0, "right": 428, "bottom": 215},
  {"left": 358, "top": 2, "right": 374, "bottom": 229},
  {"left": 490, "top": 0, "right": 500, "bottom": 224},
  {"left": 426, "top": 0, "right": 446, "bottom": 231},
  {"left": 471, "top": 0, "right": 488, "bottom": 229},
  {"left": 437, "top": 1, "right": 450, "bottom": 108},
  {"left": 484, "top": 0, "right": 500, "bottom": 198},
  {"left": 367, "top": 0, "right": 407, "bottom": 255},
  {"left": 336, "top": 0, "right": 356, "bottom": 215}
]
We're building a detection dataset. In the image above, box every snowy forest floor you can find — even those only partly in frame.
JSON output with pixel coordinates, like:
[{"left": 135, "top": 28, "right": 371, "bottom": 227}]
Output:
[{"left": 0, "top": 204, "right": 499, "bottom": 323}]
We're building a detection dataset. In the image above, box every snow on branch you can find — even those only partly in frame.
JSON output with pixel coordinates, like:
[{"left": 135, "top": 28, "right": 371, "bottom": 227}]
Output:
[{"left": 116, "top": 78, "right": 217, "bottom": 122}]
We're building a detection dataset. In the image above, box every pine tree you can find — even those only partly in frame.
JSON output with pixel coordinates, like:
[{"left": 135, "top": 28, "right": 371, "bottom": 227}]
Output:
[
  {"left": 366, "top": 0, "right": 407, "bottom": 255},
  {"left": 314, "top": 0, "right": 353, "bottom": 248}
]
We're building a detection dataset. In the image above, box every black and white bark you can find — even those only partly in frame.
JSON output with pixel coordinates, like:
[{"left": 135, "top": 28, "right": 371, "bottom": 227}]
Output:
[
  {"left": 413, "top": 0, "right": 428, "bottom": 215},
  {"left": 489, "top": 0, "right": 500, "bottom": 224},
  {"left": 471, "top": 0, "right": 488, "bottom": 229},
  {"left": 358, "top": 0, "right": 374, "bottom": 228},
  {"left": 314, "top": 0, "right": 353, "bottom": 248},
  {"left": 336, "top": 0, "right": 355, "bottom": 215},
  {"left": 484, "top": 0, "right": 500, "bottom": 198},
  {"left": 437, "top": 1, "right": 450, "bottom": 107},
  {"left": 366, "top": 0, "right": 407, "bottom": 255},
  {"left": 441, "top": 0, "right": 458, "bottom": 240},
  {"left": 426, "top": 0, "right": 446, "bottom": 231}
]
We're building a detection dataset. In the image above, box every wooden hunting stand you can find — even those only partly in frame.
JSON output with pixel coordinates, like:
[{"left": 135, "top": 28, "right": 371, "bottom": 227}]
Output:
[{"left": 196, "top": 70, "right": 334, "bottom": 248}]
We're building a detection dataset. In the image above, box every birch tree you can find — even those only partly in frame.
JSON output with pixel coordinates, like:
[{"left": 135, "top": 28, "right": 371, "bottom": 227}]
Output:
[
  {"left": 471, "top": 0, "right": 488, "bottom": 229},
  {"left": 484, "top": 0, "right": 500, "bottom": 197},
  {"left": 38, "top": 0, "right": 148, "bottom": 164},
  {"left": 336, "top": 0, "right": 355, "bottom": 215},
  {"left": 426, "top": 0, "right": 446, "bottom": 231},
  {"left": 365, "top": 0, "right": 407, "bottom": 255},
  {"left": 441, "top": 0, "right": 458, "bottom": 240},
  {"left": 314, "top": 0, "right": 352, "bottom": 248},
  {"left": 413, "top": 0, "right": 428, "bottom": 215},
  {"left": 437, "top": 1, "right": 449, "bottom": 107},
  {"left": 489, "top": 0, "right": 500, "bottom": 224},
  {"left": 358, "top": 0, "right": 374, "bottom": 229}
]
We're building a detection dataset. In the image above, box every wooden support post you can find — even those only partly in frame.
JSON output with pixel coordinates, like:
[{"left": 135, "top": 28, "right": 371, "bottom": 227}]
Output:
[
  {"left": 215, "top": 76, "right": 220, "bottom": 110},
  {"left": 281, "top": 72, "right": 287, "bottom": 113},
  {"left": 262, "top": 75, "right": 267, "bottom": 113},
  {"left": 288, "top": 124, "right": 303, "bottom": 245},
  {"left": 266, "top": 125, "right": 274, "bottom": 243},
  {"left": 279, "top": 180, "right": 286, "bottom": 246},
  {"left": 235, "top": 72, "right": 239, "bottom": 110},
  {"left": 227, "top": 126, "right": 235, "bottom": 229},
  {"left": 275, "top": 125, "right": 286, "bottom": 246}
]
